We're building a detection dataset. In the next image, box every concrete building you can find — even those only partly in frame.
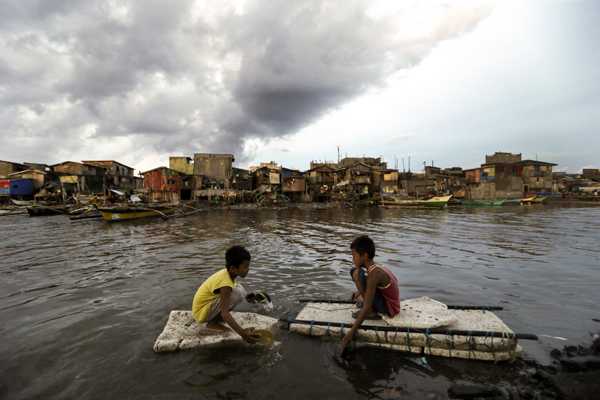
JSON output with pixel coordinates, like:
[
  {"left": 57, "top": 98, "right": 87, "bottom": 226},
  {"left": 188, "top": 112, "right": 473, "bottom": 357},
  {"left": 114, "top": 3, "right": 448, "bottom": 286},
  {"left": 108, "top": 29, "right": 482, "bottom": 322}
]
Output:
[
  {"left": 485, "top": 152, "right": 522, "bottom": 164},
  {"left": 169, "top": 157, "right": 194, "bottom": 175},
  {"left": 520, "top": 160, "right": 557, "bottom": 194},
  {"left": 466, "top": 152, "right": 557, "bottom": 200},
  {"left": 193, "top": 153, "right": 234, "bottom": 189}
]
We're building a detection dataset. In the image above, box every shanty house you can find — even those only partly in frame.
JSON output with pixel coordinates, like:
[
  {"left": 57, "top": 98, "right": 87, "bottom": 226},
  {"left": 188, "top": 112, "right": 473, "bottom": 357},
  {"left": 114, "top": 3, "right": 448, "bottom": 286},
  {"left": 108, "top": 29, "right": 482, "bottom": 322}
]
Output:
[
  {"left": 82, "top": 160, "right": 135, "bottom": 189},
  {"left": 52, "top": 161, "right": 106, "bottom": 196},
  {"left": 232, "top": 167, "right": 253, "bottom": 191},
  {"left": 142, "top": 167, "right": 185, "bottom": 203},
  {"left": 252, "top": 166, "right": 280, "bottom": 193},
  {"left": 0, "top": 160, "right": 26, "bottom": 178},
  {"left": 519, "top": 160, "right": 557, "bottom": 195},
  {"left": 281, "top": 168, "right": 306, "bottom": 201},
  {"left": 380, "top": 170, "right": 399, "bottom": 194},
  {"left": 305, "top": 165, "right": 337, "bottom": 201}
]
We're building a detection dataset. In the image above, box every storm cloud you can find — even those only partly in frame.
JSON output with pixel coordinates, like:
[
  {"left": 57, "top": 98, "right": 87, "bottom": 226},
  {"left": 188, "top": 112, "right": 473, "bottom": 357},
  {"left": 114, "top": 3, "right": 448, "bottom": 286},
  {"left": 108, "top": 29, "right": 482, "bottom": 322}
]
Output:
[{"left": 0, "top": 0, "right": 493, "bottom": 166}]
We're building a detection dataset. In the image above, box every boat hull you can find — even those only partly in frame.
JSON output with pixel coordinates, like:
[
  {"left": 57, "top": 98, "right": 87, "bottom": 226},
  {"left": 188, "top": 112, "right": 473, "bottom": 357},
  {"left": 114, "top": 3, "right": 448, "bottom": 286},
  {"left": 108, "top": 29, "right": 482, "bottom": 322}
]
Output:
[
  {"left": 381, "top": 195, "right": 452, "bottom": 208},
  {"left": 99, "top": 209, "right": 162, "bottom": 222},
  {"left": 27, "top": 206, "right": 68, "bottom": 216},
  {"left": 98, "top": 206, "right": 175, "bottom": 222},
  {"left": 461, "top": 199, "right": 506, "bottom": 207}
]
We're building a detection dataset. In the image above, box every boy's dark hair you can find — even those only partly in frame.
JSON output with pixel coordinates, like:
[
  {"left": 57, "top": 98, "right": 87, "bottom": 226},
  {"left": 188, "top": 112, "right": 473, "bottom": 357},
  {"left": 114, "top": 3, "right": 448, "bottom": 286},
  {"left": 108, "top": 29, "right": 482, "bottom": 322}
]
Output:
[
  {"left": 225, "top": 245, "right": 251, "bottom": 268},
  {"left": 350, "top": 235, "right": 375, "bottom": 259}
]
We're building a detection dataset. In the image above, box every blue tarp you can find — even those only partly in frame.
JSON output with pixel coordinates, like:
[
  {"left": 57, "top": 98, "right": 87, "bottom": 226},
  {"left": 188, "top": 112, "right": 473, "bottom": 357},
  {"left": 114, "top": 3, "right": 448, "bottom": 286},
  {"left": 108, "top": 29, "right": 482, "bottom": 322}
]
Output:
[{"left": 10, "top": 179, "right": 34, "bottom": 196}]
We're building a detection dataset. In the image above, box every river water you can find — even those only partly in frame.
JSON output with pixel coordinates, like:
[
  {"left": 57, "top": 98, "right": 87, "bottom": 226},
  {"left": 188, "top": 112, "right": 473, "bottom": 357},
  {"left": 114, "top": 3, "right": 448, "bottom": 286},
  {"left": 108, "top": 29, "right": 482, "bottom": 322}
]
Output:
[{"left": 1, "top": 205, "right": 599, "bottom": 399}]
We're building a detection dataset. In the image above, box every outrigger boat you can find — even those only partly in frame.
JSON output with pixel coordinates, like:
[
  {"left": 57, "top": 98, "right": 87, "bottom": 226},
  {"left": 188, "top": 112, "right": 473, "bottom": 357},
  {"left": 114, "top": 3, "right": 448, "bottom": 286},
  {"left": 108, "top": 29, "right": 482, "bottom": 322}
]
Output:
[
  {"left": 381, "top": 195, "right": 452, "bottom": 208},
  {"left": 461, "top": 199, "right": 506, "bottom": 207},
  {"left": 98, "top": 205, "right": 177, "bottom": 222},
  {"left": 11, "top": 199, "right": 34, "bottom": 206},
  {"left": 521, "top": 195, "right": 548, "bottom": 205},
  {"left": 283, "top": 297, "right": 538, "bottom": 362},
  {"left": 27, "top": 205, "right": 69, "bottom": 216}
]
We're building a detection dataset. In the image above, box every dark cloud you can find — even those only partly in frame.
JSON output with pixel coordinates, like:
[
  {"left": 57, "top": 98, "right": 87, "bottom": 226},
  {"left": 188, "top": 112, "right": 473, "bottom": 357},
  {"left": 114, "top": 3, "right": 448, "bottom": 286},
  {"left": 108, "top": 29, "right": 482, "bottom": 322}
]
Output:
[{"left": 0, "top": 0, "right": 491, "bottom": 167}]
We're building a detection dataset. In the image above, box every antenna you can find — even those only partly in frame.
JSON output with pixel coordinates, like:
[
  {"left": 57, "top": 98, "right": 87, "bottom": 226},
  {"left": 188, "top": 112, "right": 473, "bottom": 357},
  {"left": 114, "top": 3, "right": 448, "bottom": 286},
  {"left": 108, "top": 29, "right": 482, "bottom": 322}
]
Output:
[
  {"left": 337, "top": 146, "right": 340, "bottom": 164},
  {"left": 408, "top": 156, "right": 411, "bottom": 173}
]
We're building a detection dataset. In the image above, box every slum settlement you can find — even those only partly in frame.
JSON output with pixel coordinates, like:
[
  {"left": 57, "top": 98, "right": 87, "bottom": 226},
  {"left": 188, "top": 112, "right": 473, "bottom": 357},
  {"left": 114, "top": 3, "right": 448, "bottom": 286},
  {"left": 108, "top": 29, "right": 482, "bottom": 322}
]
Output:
[{"left": 1, "top": 152, "right": 599, "bottom": 220}]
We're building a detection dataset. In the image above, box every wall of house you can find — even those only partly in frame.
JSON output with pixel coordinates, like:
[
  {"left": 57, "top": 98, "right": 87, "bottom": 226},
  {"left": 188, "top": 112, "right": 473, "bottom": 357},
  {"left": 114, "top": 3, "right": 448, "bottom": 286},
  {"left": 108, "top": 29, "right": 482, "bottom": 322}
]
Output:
[
  {"left": 8, "top": 171, "right": 45, "bottom": 189},
  {"left": 193, "top": 154, "right": 233, "bottom": 181},
  {"left": 169, "top": 157, "right": 194, "bottom": 175},
  {"left": 148, "top": 191, "right": 180, "bottom": 203},
  {"left": 465, "top": 169, "right": 481, "bottom": 183},
  {"left": 0, "top": 161, "right": 26, "bottom": 178},
  {"left": 143, "top": 169, "right": 182, "bottom": 192},
  {"left": 282, "top": 177, "right": 306, "bottom": 192},
  {"left": 521, "top": 165, "right": 553, "bottom": 192},
  {"left": 485, "top": 153, "right": 522, "bottom": 164}
]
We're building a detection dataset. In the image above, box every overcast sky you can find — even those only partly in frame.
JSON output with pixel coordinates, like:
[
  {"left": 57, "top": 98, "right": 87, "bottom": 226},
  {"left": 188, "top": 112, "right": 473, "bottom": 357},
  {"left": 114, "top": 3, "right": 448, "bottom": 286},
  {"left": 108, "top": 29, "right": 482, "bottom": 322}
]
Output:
[{"left": 1, "top": 0, "right": 598, "bottom": 173}]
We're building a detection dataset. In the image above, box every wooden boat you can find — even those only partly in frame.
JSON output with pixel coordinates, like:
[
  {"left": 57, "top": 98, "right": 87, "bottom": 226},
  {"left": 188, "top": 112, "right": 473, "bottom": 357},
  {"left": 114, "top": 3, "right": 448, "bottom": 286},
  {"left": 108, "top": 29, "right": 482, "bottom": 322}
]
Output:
[
  {"left": 69, "top": 206, "right": 102, "bottom": 221},
  {"left": 503, "top": 198, "right": 522, "bottom": 206},
  {"left": 11, "top": 199, "right": 34, "bottom": 206},
  {"left": 381, "top": 195, "right": 452, "bottom": 208},
  {"left": 521, "top": 195, "right": 548, "bottom": 205},
  {"left": 27, "top": 205, "right": 69, "bottom": 216},
  {"left": 461, "top": 199, "right": 506, "bottom": 207},
  {"left": 98, "top": 206, "right": 176, "bottom": 222}
]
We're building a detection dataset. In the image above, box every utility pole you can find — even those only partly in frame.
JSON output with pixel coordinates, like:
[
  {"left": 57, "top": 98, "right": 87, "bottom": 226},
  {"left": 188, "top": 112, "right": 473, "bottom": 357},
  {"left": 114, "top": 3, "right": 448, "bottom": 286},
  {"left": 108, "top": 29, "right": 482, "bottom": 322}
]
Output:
[
  {"left": 402, "top": 158, "right": 405, "bottom": 173},
  {"left": 337, "top": 146, "right": 340, "bottom": 164},
  {"left": 408, "top": 156, "right": 411, "bottom": 173}
]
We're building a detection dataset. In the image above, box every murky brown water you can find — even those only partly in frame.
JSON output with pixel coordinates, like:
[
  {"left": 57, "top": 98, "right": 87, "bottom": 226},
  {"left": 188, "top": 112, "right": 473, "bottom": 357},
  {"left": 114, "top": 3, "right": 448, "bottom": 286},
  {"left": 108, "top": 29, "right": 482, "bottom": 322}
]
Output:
[{"left": 1, "top": 205, "right": 599, "bottom": 399}]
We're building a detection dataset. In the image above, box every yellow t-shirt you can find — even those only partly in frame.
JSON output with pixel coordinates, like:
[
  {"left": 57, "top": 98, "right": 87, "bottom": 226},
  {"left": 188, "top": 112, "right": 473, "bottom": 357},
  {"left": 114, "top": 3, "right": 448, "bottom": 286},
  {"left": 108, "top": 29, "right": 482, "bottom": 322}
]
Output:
[{"left": 192, "top": 268, "right": 236, "bottom": 322}]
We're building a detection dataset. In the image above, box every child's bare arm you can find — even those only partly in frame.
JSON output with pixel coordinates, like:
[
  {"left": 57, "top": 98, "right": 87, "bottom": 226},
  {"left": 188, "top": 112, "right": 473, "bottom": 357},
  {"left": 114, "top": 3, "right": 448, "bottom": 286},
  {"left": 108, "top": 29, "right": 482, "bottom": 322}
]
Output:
[{"left": 219, "top": 287, "right": 258, "bottom": 343}]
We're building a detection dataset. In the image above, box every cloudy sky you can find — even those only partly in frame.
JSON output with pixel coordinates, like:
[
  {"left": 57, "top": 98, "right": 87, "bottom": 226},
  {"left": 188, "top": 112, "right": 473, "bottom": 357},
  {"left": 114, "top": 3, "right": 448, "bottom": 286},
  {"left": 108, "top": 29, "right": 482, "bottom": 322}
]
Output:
[{"left": 1, "top": 0, "right": 598, "bottom": 173}]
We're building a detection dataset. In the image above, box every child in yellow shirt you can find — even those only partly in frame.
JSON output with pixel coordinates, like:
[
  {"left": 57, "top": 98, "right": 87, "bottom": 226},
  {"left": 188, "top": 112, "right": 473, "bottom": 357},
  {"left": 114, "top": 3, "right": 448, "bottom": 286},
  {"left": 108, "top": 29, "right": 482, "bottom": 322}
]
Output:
[{"left": 192, "top": 245, "right": 259, "bottom": 344}]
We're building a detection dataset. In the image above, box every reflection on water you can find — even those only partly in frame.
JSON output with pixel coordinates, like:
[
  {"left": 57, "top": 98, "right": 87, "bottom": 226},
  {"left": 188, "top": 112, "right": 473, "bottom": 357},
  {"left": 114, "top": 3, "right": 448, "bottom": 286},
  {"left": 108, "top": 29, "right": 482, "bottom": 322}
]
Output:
[{"left": 1, "top": 206, "right": 599, "bottom": 399}]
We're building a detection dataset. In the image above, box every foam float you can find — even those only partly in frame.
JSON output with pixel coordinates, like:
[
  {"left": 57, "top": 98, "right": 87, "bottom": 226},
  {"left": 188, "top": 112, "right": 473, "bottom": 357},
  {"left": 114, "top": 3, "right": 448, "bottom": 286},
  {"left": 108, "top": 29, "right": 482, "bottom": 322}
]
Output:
[
  {"left": 153, "top": 311, "right": 279, "bottom": 353},
  {"left": 283, "top": 297, "right": 537, "bottom": 361}
]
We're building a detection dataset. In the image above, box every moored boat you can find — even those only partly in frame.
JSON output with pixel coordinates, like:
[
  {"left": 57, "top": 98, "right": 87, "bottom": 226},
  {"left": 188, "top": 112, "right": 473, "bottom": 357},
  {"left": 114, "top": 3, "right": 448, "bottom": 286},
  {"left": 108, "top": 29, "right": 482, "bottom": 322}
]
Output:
[
  {"left": 11, "top": 199, "right": 34, "bottom": 206},
  {"left": 461, "top": 199, "right": 506, "bottom": 207},
  {"left": 98, "top": 206, "right": 176, "bottom": 222},
  {"left": 381, "top": 195, "right": 452, "bottom": 208},
  {"left": 521, "top": 195, "right": 548, "bottom": 205},
  {"left": 27, "top": 205, "right": 69, "bottom": 216}
]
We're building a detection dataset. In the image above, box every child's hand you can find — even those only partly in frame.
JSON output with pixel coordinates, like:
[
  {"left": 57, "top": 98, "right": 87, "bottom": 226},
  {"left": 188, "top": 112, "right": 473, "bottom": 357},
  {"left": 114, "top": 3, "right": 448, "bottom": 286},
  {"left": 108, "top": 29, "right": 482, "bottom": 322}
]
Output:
[{"left": 242, "top": 328, "right": 260, "bottom": 344}]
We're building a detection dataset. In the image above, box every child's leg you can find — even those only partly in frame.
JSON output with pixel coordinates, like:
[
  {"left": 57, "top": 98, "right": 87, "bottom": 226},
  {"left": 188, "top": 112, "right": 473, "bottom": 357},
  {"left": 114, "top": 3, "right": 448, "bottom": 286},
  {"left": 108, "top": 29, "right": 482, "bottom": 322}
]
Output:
[
  {"left": 350, "top": 267, "right": 366, "bottom": 299},
  {"left": 205, "top": 285, "right": 246, "bottom": 331},
  {"left": 229, "top": 285, "right": 246, "bottom": 310}
]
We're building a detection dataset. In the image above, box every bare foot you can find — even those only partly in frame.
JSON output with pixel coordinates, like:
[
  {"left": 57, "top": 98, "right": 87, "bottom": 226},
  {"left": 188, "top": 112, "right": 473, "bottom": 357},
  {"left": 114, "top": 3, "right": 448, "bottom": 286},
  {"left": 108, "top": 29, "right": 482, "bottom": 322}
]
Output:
[{"left": 205, "top": 322, "right": 231, "bottom": 333}]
